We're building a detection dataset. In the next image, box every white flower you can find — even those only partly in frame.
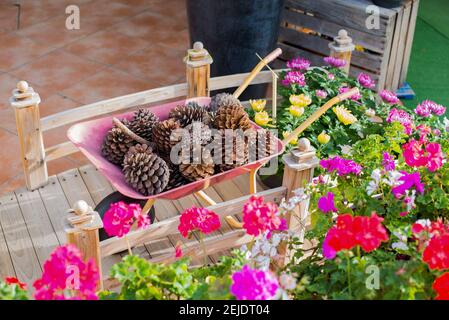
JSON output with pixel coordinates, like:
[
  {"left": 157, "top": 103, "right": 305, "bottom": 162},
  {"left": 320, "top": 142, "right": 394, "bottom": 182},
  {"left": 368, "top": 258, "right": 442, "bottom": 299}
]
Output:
[
  {"left": 383, "top": 170, "right": 402, "bottom": 187},
  {"left": 444, "top": 118, "right": 449, "bottom": 132},
  {"left": 340, "top": 144, "right": 353, "bottom": 155},
  {"left": 392, "top": 241, "right": 409, "bottom": 251},
  {"left": 366, "top": 168, "right": 382, "bottom": 195},
  {"left": 279, "top": 273, "right": 297, "bottom": 290}
]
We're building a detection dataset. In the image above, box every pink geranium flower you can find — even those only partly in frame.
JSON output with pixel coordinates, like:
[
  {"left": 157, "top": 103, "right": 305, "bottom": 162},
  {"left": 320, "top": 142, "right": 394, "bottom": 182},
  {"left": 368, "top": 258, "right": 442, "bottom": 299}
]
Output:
[
  {"left": 230, "top": 265, "right": 279, "bottom": 300},
  {"left": 324, "top": 56, "right": 346, "bottom": 68},
  {"left": 402, "top": 139, "right": 444, "bottom": 172},
  {"left": 380, "top": 90, "right": 399, "bottom": 104},
  {"left": 391, "top": 171, "right": 424, "bottom": 198},
  {"left": 318, "top": 192, "right": 337, "bottom": 214},
  {"left": 103, "top": 202, "right": 150, "bottom": 238},
  {"left": 286, "top": 57, "right": 310, "bottom": 71},
  {"left": 242, "top": 196, "right": 286, "bottom": 238},
  {"left": 357, "top": 73, "right": 375, "bottom": 89},
  {"left": 33, "top": 245, "right": 99, "bottom": 300},
  {"left": 178, "top": 206, "right": 221, "bottom": 238},
  {"left": 281, "top": 71, "right": 306, "bottom": 87}
]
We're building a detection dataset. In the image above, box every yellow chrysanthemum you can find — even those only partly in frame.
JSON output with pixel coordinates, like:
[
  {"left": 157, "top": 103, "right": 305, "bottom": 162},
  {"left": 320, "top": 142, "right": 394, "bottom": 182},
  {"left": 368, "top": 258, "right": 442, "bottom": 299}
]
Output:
[
  {"left": 355, "top": 44, "right": 365, "bottom": 52},
  {"left": 254, "top": 111, "right": 271, "bottom": 127},
  {"left": 282, "top": 131, "right": 298, "bottom": 145},
  {"left": 249, "top": 99, "right": 266, "bottom": 112},
  {"left": 289, "top": 105, "right": 305, "bottom": 117},
  {"left": 317, "top": 131, "right": 330, "bottom": 144},
  {"left": 289, "top": 94, "right": 312, "bottom": 107},
  {"left": 333, "top": 106, "right": 357, "bottom": 125}
]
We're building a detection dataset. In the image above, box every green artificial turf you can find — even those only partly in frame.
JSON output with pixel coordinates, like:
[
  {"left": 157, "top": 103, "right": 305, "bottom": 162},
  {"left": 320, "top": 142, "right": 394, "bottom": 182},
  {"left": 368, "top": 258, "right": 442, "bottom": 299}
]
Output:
[{"left": 403, "top": 0, "right": 449, "bottom": 114}]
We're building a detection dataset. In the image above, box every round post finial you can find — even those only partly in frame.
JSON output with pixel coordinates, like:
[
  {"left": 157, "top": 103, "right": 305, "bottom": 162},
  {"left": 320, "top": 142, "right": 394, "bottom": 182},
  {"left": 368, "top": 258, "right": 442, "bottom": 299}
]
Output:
[
  {"left": 329, "top": 29, "right": 355, "bottom": 52},
  {"left": 185, "top": 41, "right": 213, "bottom": 67},
  {"left": 10, "top": 80, "right": 41, "bottom": 109},
  {"left": 17, "top": 81, "right": 29, "bottom": 93},
  {"left": 297, "top": 138, "right": 311, "bottom": 152}
]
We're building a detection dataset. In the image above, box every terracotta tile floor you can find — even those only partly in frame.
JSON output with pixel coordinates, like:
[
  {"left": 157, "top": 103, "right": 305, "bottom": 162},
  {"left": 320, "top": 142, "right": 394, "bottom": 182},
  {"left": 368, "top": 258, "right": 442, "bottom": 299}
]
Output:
[{"left": 0, "top": 0, "right": 189, "bottom": 194}]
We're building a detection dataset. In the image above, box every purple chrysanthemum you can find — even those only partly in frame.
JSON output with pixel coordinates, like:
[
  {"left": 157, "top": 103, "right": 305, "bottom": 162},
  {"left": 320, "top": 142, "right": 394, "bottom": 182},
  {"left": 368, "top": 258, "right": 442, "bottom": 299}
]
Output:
[
  {"left": 286, "top": 57, "right": 310, "bottom": 71},
  {"left": 357, "top": 73, "right": 375, "bottom": 89},
  {"left": 386, "top": 108, "right": 414, "bottom": 135},
  {"left": 315, "top": 89, "right": 327, "bottom": 99},
  {"left": 380, "top": 90, "right": 399, "bottom": 104},
  {"left": 324, "top": 56, "right": 346, "bottom": 68},
  {"left": 281, "top": 71, "right": 306, "bottom": 87},
  {"left": 339, "top": 86, "right": 361, "bottom": 101}
]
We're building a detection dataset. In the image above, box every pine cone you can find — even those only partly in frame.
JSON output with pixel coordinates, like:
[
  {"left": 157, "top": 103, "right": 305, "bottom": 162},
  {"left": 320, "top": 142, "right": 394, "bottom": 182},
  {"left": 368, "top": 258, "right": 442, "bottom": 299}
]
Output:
[
  {"left": 169, "top": 102, "right": 212, "bottom": 127},
  {"left": 101, "top": 119, "right": 136, "bottom": 166},
  {"left": 152, "top": 119, "right": 181, "bottom": 155},
  {"left": 209, "top": 93, "right": 241, "bottom": 113},
  {"left": 247, "top": 129, "right": 276, "bottom": 161},
  {"left": 215, "top": 129, "right": 248, "bottom": 172},
  {"left": 179, "top": 146, "right": 215, "bottom": 181},
  {"left": 128, "top": 108, "right": 159, "bottom": 141},
  {"left": 123, "top": 144, "right": 169, "bottom": 196},
  {"left": 165, "top": 163, "right": 189, "bottom": 191},
  {"left": 214, "top": 104, "right": 252, "bottom": 130},
  {"left": 170, "top": 121, "right": 212, "bottom": 148}
]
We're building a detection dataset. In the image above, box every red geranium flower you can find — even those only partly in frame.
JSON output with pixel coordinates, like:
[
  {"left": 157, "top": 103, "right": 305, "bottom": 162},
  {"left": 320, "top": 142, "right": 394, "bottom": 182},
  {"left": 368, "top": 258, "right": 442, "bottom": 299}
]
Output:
[
  {"left": 4, "top": 277, "right": 27, "bottom": 290},
  {"left": 433, "top": 273, "right": 449, "bottom": 300},
  {"left": 323, "top": 213, "right": 389, "bottom": 259},
  {"left": 423, "top": 233, "right": 449, "bottom": 270}
]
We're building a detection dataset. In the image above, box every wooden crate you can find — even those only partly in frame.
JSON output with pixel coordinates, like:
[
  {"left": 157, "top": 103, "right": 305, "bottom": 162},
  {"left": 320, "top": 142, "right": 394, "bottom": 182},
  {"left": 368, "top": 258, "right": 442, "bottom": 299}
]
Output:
[{"left": 276, "top": 0, "right": 419, "bottom": 92}]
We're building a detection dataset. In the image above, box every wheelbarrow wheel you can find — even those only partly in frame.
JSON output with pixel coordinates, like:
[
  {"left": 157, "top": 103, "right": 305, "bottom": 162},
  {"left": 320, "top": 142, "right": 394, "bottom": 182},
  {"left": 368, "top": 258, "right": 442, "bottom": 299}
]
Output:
[{"left": 94, "top": 191, "right": 156, "bottom": 241}]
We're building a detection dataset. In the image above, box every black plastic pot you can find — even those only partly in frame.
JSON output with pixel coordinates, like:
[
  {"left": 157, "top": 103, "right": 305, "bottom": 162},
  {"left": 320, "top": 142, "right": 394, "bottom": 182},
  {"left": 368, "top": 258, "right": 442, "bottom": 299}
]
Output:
[
  {"left": 95, "top": 191, "right": 156, "bottom": 241},
  {"left": 187, "top": 0, "right": 285, "bottom": 100},
  {"left": 372, "top": 0, "right": 404, "bottom": 8}
]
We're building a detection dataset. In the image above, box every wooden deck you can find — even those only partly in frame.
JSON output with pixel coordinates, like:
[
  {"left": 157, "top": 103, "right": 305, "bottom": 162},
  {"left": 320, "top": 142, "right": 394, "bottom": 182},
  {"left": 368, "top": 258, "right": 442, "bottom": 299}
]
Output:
[{"left": 0, "top": 164, "right": 267, "bottom": 290}]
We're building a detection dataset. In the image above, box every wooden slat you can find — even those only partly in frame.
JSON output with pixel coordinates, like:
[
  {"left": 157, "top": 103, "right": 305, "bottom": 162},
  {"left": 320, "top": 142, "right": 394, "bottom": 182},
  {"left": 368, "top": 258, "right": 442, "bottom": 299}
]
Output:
[
  {"left": 0, "top": 216, "right": 15, "bottom": 279},
  {"left": 41, "top": 71, "right": 277, "bottom": 132},
  {"left": 285, "top": 0, "right": 395, "bottom": 36},
  {"left": 79, "top": 165, "right": 114, "bottom": 205},
  {"left": 38, "top": 175, "right": 73, "bottom": 243},
  {"left": 282, "top": 5, "right": 387, "bottom": 54},
  {"left": 391, "top": 0, "right": 412, "bottom": 90},
  {"left": 400, "top": 0, "right": 419, "bottom": 84},
  {"left": 45, "top": 141, "right": 78, "bottom": 162},
  {"left": 0, "top": 193, "right": 41, "bottom": 289},
  {"left": 384, "top": 7, "right": 403, "bottom": 90},
  {"left": 15, "top": 187, "right": 59, "bottom": 267},
  {"left": 100, "top": 187, "right": 287, "bottom": 257}
]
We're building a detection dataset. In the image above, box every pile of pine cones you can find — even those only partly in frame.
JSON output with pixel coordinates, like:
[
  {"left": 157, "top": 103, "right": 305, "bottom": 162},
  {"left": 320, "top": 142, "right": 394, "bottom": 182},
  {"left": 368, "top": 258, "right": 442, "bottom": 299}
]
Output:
[{"left": 100, "top": 94, "right": 276, "bottom": 196}]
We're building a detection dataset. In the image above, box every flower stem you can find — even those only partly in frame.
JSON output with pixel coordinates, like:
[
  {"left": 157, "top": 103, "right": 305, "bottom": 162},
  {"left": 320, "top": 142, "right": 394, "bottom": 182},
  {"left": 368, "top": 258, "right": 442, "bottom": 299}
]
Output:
[
  {"left": 346, "top": 253, "right": 352, "bottom": 299},
  {"left": 125, "top": 235, "right": 133, "bottom": 256},
  {"left": 199, "top": 232, "right": 207, "bottom": 266}
]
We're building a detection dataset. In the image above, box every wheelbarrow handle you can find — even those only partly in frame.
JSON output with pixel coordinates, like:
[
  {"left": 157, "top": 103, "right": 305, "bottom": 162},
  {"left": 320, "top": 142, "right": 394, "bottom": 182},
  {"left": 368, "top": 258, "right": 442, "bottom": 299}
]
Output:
[
  {"left": 282, "top": 87, "right": 360, "bottom": 146},
  {"left": 233, "top": 48, "right": 282, "bottom": 99}
]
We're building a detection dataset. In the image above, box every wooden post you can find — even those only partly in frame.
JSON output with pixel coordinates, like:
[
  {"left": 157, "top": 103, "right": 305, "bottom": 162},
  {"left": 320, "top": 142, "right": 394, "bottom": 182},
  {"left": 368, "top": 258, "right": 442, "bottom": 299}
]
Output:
[
  {"left": 279, "top": 138, "right": 319, "bottom": 265},
  {"left": 184, "top": 41, "right": 213, "bottom": 98},
  {"left": 10, "top": 81, "right": 48, "bottom": 190},
  {"left": 65, "top": 200, "right": 104, "bottom": 290},
  {"left": 329, "top": 29, "right": 355, "bottom": 75}
]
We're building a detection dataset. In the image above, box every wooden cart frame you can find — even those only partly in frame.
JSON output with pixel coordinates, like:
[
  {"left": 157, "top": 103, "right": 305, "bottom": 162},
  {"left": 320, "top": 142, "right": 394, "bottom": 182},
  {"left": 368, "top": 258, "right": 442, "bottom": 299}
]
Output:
[{"left": 9, "top": 37, "right": 358, "bottom": 288}]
